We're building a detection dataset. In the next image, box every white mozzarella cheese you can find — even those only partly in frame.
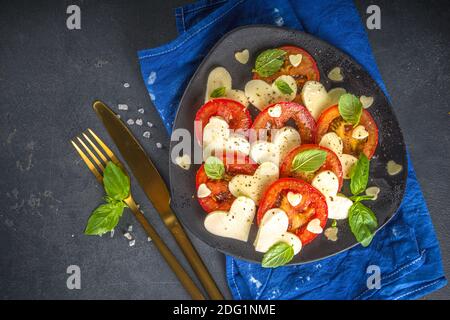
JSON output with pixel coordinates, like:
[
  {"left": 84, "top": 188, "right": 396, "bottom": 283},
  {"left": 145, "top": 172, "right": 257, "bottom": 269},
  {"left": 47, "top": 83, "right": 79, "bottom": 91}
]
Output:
[
  {"left": 326, "top": 194, "right": 353, "bottom": 220},
  {"left": 289, "top": 54, "right": 302, "bottom": 67},
  {"left": 352, "top": 125, "right": 369, "bottom": 140},
  {"left": 306, "top": 218, "right": 323, "bottom": 234},
  {"left": 204, "top": 196, "right": 256, "bottom": 242},
  {"left": 272, "top": 126, "right": 301, "bottom": 160},
  {"left": 327, "top": 87, "right": 347, "bottom": 106},
  {"left": 175, "top": 154, "right": 191, "bottom": 170},
  {"left": 312, "top": 170, "right": 339, "bottom": 196},
  {"left": 197, "top": 183, "right": 211, "bottom": 198},
  {"left": 287, "top": 191, "right": 302, "bottom": 207},
  {"left": 365, "top": 186, "right": 380, "bottom": 200},
  {"left": 301, "top": 81, "right": 330, "bottom": 120},
  {"left": 228, "top": 162, "right": 279, "bottom": 205},
  {"left": 234, "top": 49, "right": 249, "bottom": 64},
  {"left": 205, "top": 67, "right": 232, "bottom": 102},
  {"left": 360, "top": 95, "right": 374, "bottom": 109},
  {"left": 254, "top": 208, "right": 302, "bottom": 254},
  {"left": 244, "top": 75, "right": 297, "bottom": 110},
  {"left": 202, "top": 116, "right": 229, "bottom": 147},
  {"left": 319, "top": 132, "right": 343, "bottom": 156},
  {"left": 328, "top": 67, "right": 344, "bottom": 82},
  {"left": 268, "top": 104, "right": 282, "bottom": 118},
  {"left": 249, "top": 141, "right": 280, "bottom": 165},
  {"left": 339, "top": 153, "right": 358, "bottom": 179},
  {"left": 226, "top": 89, "right": 249, "bottom": 107},
  {"left": 225, "top": 134, "right": 251, "bottom": 156}
]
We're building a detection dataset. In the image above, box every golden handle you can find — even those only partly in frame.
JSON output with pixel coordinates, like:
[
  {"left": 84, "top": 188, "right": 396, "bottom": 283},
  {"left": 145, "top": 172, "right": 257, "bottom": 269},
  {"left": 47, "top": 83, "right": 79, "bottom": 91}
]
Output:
[
  {"left": 167, "top": 209, "right": 224, "bottom": 300},
  {"left": 124, "top": 197, "right": 205, "bottom": 300}
]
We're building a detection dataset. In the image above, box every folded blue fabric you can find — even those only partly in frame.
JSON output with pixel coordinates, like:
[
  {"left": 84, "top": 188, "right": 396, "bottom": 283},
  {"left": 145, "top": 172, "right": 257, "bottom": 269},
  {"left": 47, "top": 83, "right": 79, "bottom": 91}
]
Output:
[{"left": 138, "top": 0, "right": 446, "bottom": 299}]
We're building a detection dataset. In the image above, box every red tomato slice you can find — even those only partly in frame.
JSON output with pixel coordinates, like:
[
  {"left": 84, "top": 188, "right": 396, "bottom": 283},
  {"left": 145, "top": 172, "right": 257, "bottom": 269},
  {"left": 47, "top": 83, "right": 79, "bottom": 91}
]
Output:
[
  {"left": 194, "top": 98, "right": 252, "bottom": 145},
  {"left": 315, "top": 105, "right": 378, "bottom": 159},
  {"left": 253, "top": 45, "right": 320, "bottom": 103},
  {"left": 257, "top": 178, "right": 328, "bottom": 245},
  {"left": 195, "top": 155, "right": 258, "bottom": 213},
  {"left": 251, "top": 102, "right": 317, "bottom": 144},
  {"left": 280, "top": 144, "right": 343, "bottom": 190}
]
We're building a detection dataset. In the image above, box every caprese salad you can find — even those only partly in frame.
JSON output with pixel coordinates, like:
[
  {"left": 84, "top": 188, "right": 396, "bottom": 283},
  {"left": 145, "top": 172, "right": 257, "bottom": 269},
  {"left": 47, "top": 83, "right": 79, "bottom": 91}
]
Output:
[{"left": 186, "top": 45, "right": 399, "bottom": 267}]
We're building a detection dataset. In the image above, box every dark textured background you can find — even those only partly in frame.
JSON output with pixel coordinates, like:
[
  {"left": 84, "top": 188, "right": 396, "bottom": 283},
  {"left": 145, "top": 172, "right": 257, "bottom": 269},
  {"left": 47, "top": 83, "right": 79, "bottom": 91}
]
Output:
[{"left": 0, "top": 0, "right": 448, "bottom": 299}]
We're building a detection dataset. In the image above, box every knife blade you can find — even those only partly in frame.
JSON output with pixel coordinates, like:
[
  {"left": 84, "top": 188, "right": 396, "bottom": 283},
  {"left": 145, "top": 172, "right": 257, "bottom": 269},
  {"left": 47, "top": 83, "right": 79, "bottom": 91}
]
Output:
[{"left": 93, "top": 100, "right": 223, "bottom": 300}]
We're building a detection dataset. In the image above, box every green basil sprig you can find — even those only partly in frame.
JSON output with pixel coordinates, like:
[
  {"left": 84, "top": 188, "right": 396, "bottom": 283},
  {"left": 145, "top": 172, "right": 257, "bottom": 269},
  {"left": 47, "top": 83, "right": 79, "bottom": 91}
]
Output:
[
  {"left": 274, "top": 79, "right": 293, "bottom": 94},
  {"left": 210, "top": 86, "right": 226, "bottom": 98},
  {"left": 204, "top": 156, "right": 225, "bottom": 180},
  {"left": 350, "top": 153, "right": 370, "bottom": 195},
  {"left": 254, "top": 49, "right": 286, "bottom": 77},
  {"left": 291, "top": 149, "right": 327, "bottom": 173},
  {"left": 338, "top": 93, "right": 363, "bottom": 125},
  {"left": 85, "top": 162, "right": 130, "bottom": 236},
  {"left": 262, "top": 242, "right": 294, "bottom": 268},
  {"left": 348, "top": 202, "right": 378, "bottom": 247}
]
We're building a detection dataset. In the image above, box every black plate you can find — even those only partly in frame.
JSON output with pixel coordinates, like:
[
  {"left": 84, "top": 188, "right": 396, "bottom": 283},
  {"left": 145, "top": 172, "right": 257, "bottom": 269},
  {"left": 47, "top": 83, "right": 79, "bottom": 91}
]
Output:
[{"left": 169, "top": 25, "right": 407, "bottom": 265}]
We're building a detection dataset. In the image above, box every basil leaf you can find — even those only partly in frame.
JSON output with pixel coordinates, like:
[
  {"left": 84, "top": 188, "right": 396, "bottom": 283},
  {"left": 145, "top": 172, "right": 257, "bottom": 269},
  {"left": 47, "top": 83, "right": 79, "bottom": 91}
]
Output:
[
  {"left": 348, "top": 202, "right": 378, "bottom": 247},
  {"left": 291, "top": 149, "right": 327, "bottom": 173},
  {"left": 254, "top": 49, "right": 286, "bottom": 77},
  {"left": 103, "top": 162, "right": 130, "bottom": 201},
  {"left": 349, "top": 195, "right": 374, "bottom": 202},
  {"left": 274, "top": 79, "right": 293, "bottom": 94},
  {"left": 262, "top": 242, "right": 294, "bottom": 268},
  {"left": 85, "top": 201, "right": 125, "bottom": 236},
  {"left": 338, "top": 93, "right": 363, "bottom": 125},
  {"left": 204, "top": 156, "right": 225, "bottom": 180},
  {"left": 210, "top": 86, "right": 226, "bottom": 98},
  {"left": 331, "top": 220, "right": 337, "bottom": 228},
  {"left": 350, "top": 154, "right": 370, "bottom": 195}
]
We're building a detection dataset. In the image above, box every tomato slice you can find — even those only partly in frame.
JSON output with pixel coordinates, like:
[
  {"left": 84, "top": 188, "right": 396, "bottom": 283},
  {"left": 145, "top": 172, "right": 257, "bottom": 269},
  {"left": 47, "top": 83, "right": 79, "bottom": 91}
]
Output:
[
  {"left": 257, "top": 178, "right": 328, "bottom": 245},
  {"left": 251, "top": 101, "right": 317, "bottom": 144},
  {"left": 253, "top": 45, "right": 320, "bottom": 103},
  {"left": 280, "top": 144, "right": 343, "bottom": 190},
  {"left": 194, "top": 98, "right": 252, "bottom": 145},
  {"left": 315, "top": 105, "right": 378, "bottom": 159},
  {"left": 195, "top": 155, "right": 258, "bottom": 213}
]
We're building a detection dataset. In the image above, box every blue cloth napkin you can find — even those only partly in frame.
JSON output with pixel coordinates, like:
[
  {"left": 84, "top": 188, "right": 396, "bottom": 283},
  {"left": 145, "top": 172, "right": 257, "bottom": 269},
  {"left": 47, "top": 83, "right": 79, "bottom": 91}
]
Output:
[{"left": 138, "top": 0, "right": 446, "bottom": 299}]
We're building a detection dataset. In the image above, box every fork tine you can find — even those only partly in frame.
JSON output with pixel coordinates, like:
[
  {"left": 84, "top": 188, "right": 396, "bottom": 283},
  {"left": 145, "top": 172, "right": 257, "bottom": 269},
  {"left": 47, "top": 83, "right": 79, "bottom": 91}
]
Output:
[
  {"left": 87, "top": 129, "right": 121, "bottom": 165},
  {"left": 83, "top": 132, "right": 108, "bottom": 163},
  {"left": 71, "top": 140, "right": 103, "bottom": 183},
  {"left": 76, "top": 137, "right": 105, "bottom": 172}
]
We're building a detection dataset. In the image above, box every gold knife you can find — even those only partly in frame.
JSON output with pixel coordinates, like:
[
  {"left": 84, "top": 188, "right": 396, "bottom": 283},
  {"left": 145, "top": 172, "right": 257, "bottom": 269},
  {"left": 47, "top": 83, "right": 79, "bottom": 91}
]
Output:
[{"left": 93, "top": 100, "right": 224, "bottom": 300}]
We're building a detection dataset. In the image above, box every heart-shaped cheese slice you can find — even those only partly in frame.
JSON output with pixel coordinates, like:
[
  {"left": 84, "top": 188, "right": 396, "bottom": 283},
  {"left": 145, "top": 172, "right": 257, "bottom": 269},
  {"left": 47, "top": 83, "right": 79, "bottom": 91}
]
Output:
[
  {"left": 235, "top": 49, "right": 249, "bottom": 64},
  {"left": 175, "top": 154, "right": 191, "bottom": 170},
  {"left": 328, "top": 67, "right": 344, "bottom": 82},
  {"left": 352, "top": 125, "right": 369, "bottom": 140},
  {"left": 287, "top": 191, "right": 302, "bottom": 207},
  {"left": 197, "top": 183, "right": 211, "bottom": 198},
  {"left": 205, "top": 67, "right": 249, "bottom": 106},
  {"left": 301, "top": 81, "right": 330, "bottom": 120},
  {"left": 360, "top": 95, "right": 374, "bottom": 109},
  {"left": 327, "top": 87, "right": 347, "bottom": 106},
  {"left": 204, "top": 196, "right": 256, "bottom": 242},
  {"left": 387, "top": 160, "right": 403, "bottom": 176},
  {"left": 254, "top": 208, "right": 302, "bottom": 254},
  {"left": 339, "top": 154, "right": 358, "bottom": 179},
  {"left": 312, "top": 170, "right": 353, "bottom": 220},
  {"left": 229, "top": 162, "right": 279, "bottom": 205},
  {"left": 289, "top": 54, "right": 302, "bottom": 67},
  {"left": 365, "top": 186, "right": 380, "bottom": 200},
  {"left": 244, "top": 75, "right": 297, "bottom": 110},
  {"left": 249, "top": 126, "right": 301, "bottom": 165},
  {"left": 306, "top": 218, "right": 323, "bottom": 234}
]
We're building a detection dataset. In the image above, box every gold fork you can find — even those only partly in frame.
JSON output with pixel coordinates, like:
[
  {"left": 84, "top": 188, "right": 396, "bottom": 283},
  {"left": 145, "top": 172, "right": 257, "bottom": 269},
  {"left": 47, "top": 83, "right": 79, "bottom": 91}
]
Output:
[{"left": 71, "top": 129, "right": 205, "bottom": 300}]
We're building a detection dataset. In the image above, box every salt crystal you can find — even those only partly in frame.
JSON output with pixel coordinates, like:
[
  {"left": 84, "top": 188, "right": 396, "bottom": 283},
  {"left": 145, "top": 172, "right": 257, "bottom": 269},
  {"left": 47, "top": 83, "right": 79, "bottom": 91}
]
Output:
[
  {"left": 127, "top": 225, "right": 133, "bottom": 232},
  {"left": 129, "top": 239, "right": 136, "bottom": 247},
  {"left": 138, "top": 108, "right": 144, "bottom": 114},
  {"left": 147, "top": 237, "right": 152, "bottom": 242},
  {"left": 123, "top": 82, "right": 130, "bottom": 88},
  {"left": 135, "top": 118, "right": 143, "bottom": 126},
  {"left": 110, "top": 229, "right": 115, "bottom": 238},
  {"left": 127, "top": 119, "right": 134, "bottom": 125},
  {"left": 71, "top": 234, "right": 74, "bottom": 238},
  {"left": 156, "top": 142, "right": 162, "bottom": 149},
  {"left": 118, "top": 104, "right": 129, "bottom": 111},
  {"left": 147, "top": 121, "right": 153, "bottom": 128},
  {"left": 143, "top": 131, "right": 151, "bottom": 138},
  {"left": 123, "top": 232, "right": 133, "bottom": 240},
  {"left": 116, "top": 114, "right": 121, "bottom": 119}
]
